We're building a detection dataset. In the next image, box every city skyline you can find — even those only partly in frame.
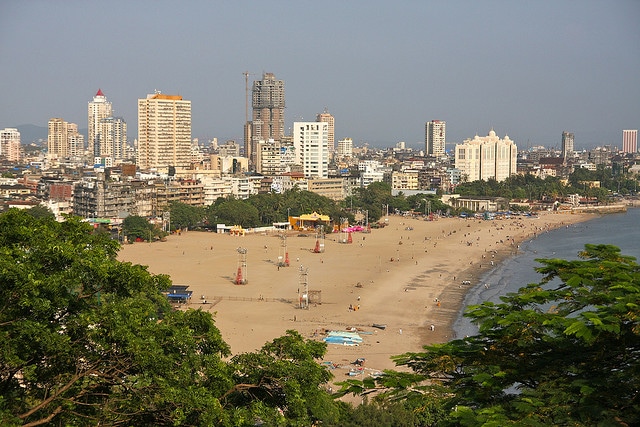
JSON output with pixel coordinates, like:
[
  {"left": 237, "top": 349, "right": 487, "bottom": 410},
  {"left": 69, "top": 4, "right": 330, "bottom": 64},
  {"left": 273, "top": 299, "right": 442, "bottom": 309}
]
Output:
[{"left": 1, "top": 1, "right": 638, "bottom": 150}]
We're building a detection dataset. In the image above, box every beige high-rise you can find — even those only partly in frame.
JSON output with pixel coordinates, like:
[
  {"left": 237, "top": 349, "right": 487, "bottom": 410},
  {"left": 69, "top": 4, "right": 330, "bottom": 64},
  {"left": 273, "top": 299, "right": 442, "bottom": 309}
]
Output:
[
  {"left": 316, "top": 109, "right": 335, "bottom": 152},
  {"left": 137, "top": 92, "right": 192, "bottom": 170},
  {"left": 48, "top": 118, "right": 84, "bottom": 159}
]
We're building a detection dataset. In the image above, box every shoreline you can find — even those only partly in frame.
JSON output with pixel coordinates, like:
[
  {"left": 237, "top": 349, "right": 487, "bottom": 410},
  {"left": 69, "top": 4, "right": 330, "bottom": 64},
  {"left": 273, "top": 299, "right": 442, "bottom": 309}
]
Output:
[{"left": 117, "top": 211, "right": 594, "bottom": 377}]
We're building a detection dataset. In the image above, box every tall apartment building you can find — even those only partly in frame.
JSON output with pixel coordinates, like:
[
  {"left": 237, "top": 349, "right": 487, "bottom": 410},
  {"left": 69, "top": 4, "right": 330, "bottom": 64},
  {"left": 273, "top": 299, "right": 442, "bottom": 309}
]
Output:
[
  {"left": 316, "top": 109, "right": 335, "bottom": 152},
  {"left": 293, "top": 122, "right": 329, "bottom": 178},
  {"left": 137, "top": 92, "right": 191, "bottom": 170},
  {"left": 562, "top": 131, "right": 574, "bottom": 162},
  {"left": 0, "top": 128, "right": 22, "bottom": 162},
  {"left": 454, "top": 129, "right": 517, "bottom": 182},
  {"left": 622, "top": 130, "right": 638, "bottom": 154},
  {"left": 48, "top": 118, "right": 84, "bottom": 159},
  {"left": 250, "top": 73, "right": 285, "bottom": 168},
  {"left": 88, "top": 89, "right": 112, "bottom": 157},
  {"left": 337, "top": 137, "right": 353, "bottom": 158},
  {"left": 255, "top": 139, "right": 284, "bottom": 176},
  {"left": 99, "top": 116, "right": 128, "bottom": 162},
  {"left": 425, "top": 120, "right": 446, "bottom": 157}
]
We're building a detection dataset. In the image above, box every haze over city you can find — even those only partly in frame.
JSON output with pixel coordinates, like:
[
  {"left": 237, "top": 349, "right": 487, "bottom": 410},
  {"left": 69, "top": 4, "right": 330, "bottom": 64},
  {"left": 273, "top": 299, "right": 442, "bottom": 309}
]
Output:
[{"left": 1, "top": 0, "right": 638, "bottom": 150}]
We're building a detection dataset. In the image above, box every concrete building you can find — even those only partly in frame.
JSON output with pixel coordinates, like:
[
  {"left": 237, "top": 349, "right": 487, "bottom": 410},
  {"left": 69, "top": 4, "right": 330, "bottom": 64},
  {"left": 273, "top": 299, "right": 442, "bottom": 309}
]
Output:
[
  {"left": 308, "top": 177, "right": 345, "bottom": 201},
  {"left": 137, "top": 92, "right": 192, "bottom": 170},
  {"left": 622, "top": 130, "right": 638, "bottom": 154},
  {"left": 425, "top": 120, "right": 446, "bottom": 157},
  {"left": 391, "top": 170, "right": 419, "bottom": 191},
  {"left": 337, "top": 137, "right": 353, "bottom": 158},
  {"left": 98, "top": 116, "right": 127, "bottom": 163},
  {"left": 293, "top": 122, "right": 329, "bottom": 178},
  {"left": 48, "top": 119, "right": 84, "bottom": 159},
  {"left": 256, "top": 139, "right": 284, "bottom": 176},
  {"left": 454, "top": 129, "right": 517, "bottom": 182},
  {"left": 316, "top": 109, "right": 335, "bottom": 152},
  {"left": 0, "top": 128, "right": 22, "bottom": 162},
  {"left": 251, "top": 73, "right": 285, "bottom": 168},
  {"left": 88, "top": 89, "right": 113, "bottom": 157},
  {"left": 562, "top": 131, "right": 574, "bottom": 163}
]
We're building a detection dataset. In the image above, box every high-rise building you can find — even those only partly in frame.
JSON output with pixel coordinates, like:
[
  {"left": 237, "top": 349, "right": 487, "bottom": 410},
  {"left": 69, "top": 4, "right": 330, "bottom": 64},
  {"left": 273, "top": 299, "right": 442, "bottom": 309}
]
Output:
[
  {"left": 561, "top": 131, "right": 574, "bottom": 162},
  {"left": 316, "top": 109, "right": 335, "bottom": 152},
  {"left": 88, "top": 89, "right": 113, "bottom": 157},
  {"left": 425, "top": 120, "right": 446, "bottom": 157},
  {"left": 293, "top": 122, "right": 329, "bottom": 178},
  {"left": 337, "top": 137, "right": 353, "bottom": 158},
  {"left": 251, "top": 73, "right": 285, "bottom": 167},
  {"left": 454, "top": 129, "right": 517, "bottom": 182},
  {"left": 622, "top": 130, "right": 638, "bottom": 154},
  {"left": 137, "top": 92, "right": 192, "bottom": 170},
  {"left": 48, "top": 118, "right": 84, "bottom": 159},
  {"left": 0, "top": 128, "right": 21, "bottom": 162},
  {"left": 99, "top": 116, "right": 127, "bottom": 161}
]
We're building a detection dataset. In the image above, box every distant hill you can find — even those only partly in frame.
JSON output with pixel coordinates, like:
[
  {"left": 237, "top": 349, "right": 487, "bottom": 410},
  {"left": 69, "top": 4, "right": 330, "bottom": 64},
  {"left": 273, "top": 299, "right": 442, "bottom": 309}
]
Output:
[{"left": 16, "top": 124, "right": 88, "bottom": 145}]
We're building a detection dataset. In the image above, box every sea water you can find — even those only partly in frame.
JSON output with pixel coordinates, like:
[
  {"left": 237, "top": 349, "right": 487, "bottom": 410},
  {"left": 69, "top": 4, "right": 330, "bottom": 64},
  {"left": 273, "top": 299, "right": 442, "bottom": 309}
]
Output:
[{"left": 453, "top": 208, "right": 640, "bottom": 338}]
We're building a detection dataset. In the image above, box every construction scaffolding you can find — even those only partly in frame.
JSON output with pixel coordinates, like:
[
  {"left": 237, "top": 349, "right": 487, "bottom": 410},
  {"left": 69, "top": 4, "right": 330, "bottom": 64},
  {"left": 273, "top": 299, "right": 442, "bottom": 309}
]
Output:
[
  {"left": 235, "top": 247, "right": 247, "bottom": 285},
  {"left": 313, "top": 225, "right": 325, "bottom": 253},
  {"left": 278, "top": 233, "right": 290, "bottom": 267},
  {"left": 298, "top": 265, "right": 309, "bottom": 309}
]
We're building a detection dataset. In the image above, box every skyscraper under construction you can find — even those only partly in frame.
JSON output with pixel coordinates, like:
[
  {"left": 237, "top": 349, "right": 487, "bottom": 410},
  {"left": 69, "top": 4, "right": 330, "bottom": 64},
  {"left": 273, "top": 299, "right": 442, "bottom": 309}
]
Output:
[{"left": 249, "top": 73, "right": 285, "bottom": 168}]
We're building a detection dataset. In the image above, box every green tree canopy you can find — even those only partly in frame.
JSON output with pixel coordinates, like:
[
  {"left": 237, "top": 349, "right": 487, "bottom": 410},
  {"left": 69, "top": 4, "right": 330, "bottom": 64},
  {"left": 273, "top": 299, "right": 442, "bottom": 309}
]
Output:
[
  {"left": 340, "top": 244, "right": 640, "bottom": 426},
  {"left": 167, "top": 201, "right": 205, "bottom": 231},
  {"left": 0, "top": 209, "right": 346, "bottom": 426},
  {"left": 122, "top": 214, "right": 155, "bottom": 241}
]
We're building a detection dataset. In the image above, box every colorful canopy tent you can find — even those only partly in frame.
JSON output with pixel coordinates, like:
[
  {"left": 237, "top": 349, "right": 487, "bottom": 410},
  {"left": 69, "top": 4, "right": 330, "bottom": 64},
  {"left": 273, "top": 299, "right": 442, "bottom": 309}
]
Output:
[{"left": 292, "top": 212, "right": 331, "bottom": 231}]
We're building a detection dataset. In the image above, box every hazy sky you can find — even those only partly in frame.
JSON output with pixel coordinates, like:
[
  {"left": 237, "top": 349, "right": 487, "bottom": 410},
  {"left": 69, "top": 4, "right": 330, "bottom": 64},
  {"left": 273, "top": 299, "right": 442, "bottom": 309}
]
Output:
[{"left": 1, "top": 0, "right": 638, "bottom": 150}]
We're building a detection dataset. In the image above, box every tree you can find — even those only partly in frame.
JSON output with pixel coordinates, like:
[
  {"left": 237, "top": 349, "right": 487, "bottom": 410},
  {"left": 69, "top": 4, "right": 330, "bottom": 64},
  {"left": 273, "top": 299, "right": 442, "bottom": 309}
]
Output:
[
  {"left": 208, "top": 198, "right": 260, "bottom": 228},
  {"left": 0, "top": 209, "right": 351, "bottom": 426},
  {"left": 340, "top": 244, "right": 640, "bottom": 426},
  {"left": 167, "top": 201, "right": 205, "bottom": 231},
  {"left": 26, "top": 204, "right": 55, "bottom": 220},
  {"left": 122, "top": 214, "right": 155, "bottom": 242}
]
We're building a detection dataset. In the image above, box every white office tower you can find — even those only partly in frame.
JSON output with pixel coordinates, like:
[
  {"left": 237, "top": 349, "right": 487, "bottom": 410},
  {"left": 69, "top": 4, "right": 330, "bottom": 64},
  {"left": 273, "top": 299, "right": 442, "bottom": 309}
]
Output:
[
  {"left": 293, "top": 122, "right": 329, "bottom": 178},
  {"left": 137, "top": 92, "right": 192, "bottom": 170}
]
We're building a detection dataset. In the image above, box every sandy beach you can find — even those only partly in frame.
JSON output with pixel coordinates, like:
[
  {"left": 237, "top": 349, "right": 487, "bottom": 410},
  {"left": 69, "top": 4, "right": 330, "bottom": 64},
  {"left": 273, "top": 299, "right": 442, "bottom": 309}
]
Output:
[{"left": 118, "top": 212, "right": 591, "bottom": 380}]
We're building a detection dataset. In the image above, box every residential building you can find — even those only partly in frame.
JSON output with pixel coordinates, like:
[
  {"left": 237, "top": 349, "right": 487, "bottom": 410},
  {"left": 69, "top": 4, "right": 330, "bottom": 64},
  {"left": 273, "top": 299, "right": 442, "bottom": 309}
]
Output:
[
  {"left": 137, "top": 92, "right": 192, "bottom": 170},
  {"left": 337, "top": 137, "right": 353, "bottom": 158},
  {"left": 99, "top": 116, "right": 127, "bottom": 162},
  {"left": 251, "top": 73, "right": 285, "bottom": 167},
  {"left": 562, "top": 131, "right": 574, "bottom": 163},
  {"left": 0, "top": 128, "right": 21, "bottom": 162},
  {"left": 88, "top": 89, "right": 113, "bottom": 157},
  {"left": 256, "top": 139, "right": 284, "bottom": 176},
  {"left": 391, "top": 170, "right": 419, "bottom": 191},
  {"left": 622, "top": 130, "right": 638, "bottom": 154},
  {"left": 155, "top": 178, "right": 204, "bottom": 211},
  {"left": 293, "top": 122, "right": 329, "bottom": 178},
  {"left": 48, "top": 119, "right": 84, "bottom": 159},
  {"left": 308, "top": 177, "right": 345, "bottom": 201},
  {"left": 73, "top": 173, "right": 134, "bottom": 219},
  {"left": 454, "top": 129, "right": 517, "bottom": 182},
  {"left": 316, "top": 109, "right": 335, "bottom": 152},
  {"left": 425, "top": 120, "right": 446, "bottom": 157}
]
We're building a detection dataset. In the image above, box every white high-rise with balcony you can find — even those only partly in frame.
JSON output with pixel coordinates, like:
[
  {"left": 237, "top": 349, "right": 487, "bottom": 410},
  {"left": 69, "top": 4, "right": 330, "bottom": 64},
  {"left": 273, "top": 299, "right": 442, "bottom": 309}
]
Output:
[
  {"left": 455, "top": 129, "right": 517, "bottom": 182},
  {"left": 88, "top": 89, "right": 112, "bottom": 156},
  {"left": 425, "top": 120, "right": 446, "bottom": 157},
  {"left": 293, "top": 122, "right": 329, "bottom": 178}
]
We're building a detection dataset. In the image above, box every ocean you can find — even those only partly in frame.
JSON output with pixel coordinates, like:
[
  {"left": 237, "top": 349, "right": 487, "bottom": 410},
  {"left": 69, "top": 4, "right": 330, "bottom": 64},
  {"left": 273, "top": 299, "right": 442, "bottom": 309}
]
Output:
[{"left": 453, "top": 208, "right": 640, "bottom": 338}]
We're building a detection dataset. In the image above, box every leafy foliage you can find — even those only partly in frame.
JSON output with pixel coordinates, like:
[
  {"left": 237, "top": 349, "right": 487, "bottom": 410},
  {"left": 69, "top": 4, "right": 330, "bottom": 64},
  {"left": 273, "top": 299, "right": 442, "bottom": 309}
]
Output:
[
  {"left": 340, "top": 244, "right": 640, "bottom": 426},
  {"left": 0, "top": 209, "right": 350, "bottom": 426},
  {"left": 122, "top": 214, "right": 155, "bottom": 241},
  {"left": 167, "top": 201, "right": 205, "bottom": 231}
]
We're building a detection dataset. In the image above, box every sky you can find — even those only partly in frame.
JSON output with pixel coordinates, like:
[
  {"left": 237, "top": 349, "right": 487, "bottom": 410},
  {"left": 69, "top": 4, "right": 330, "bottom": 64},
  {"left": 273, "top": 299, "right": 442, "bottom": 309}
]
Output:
[{"left": 1, "top": 0, "right": 639, "bottom": 150}]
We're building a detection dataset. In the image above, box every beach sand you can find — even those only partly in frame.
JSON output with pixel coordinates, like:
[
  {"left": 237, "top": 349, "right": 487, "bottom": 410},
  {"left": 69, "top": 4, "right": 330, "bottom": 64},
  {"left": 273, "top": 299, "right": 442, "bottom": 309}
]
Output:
[{"left": 118, "top": 211, "right": 590, "bottom": 381}]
